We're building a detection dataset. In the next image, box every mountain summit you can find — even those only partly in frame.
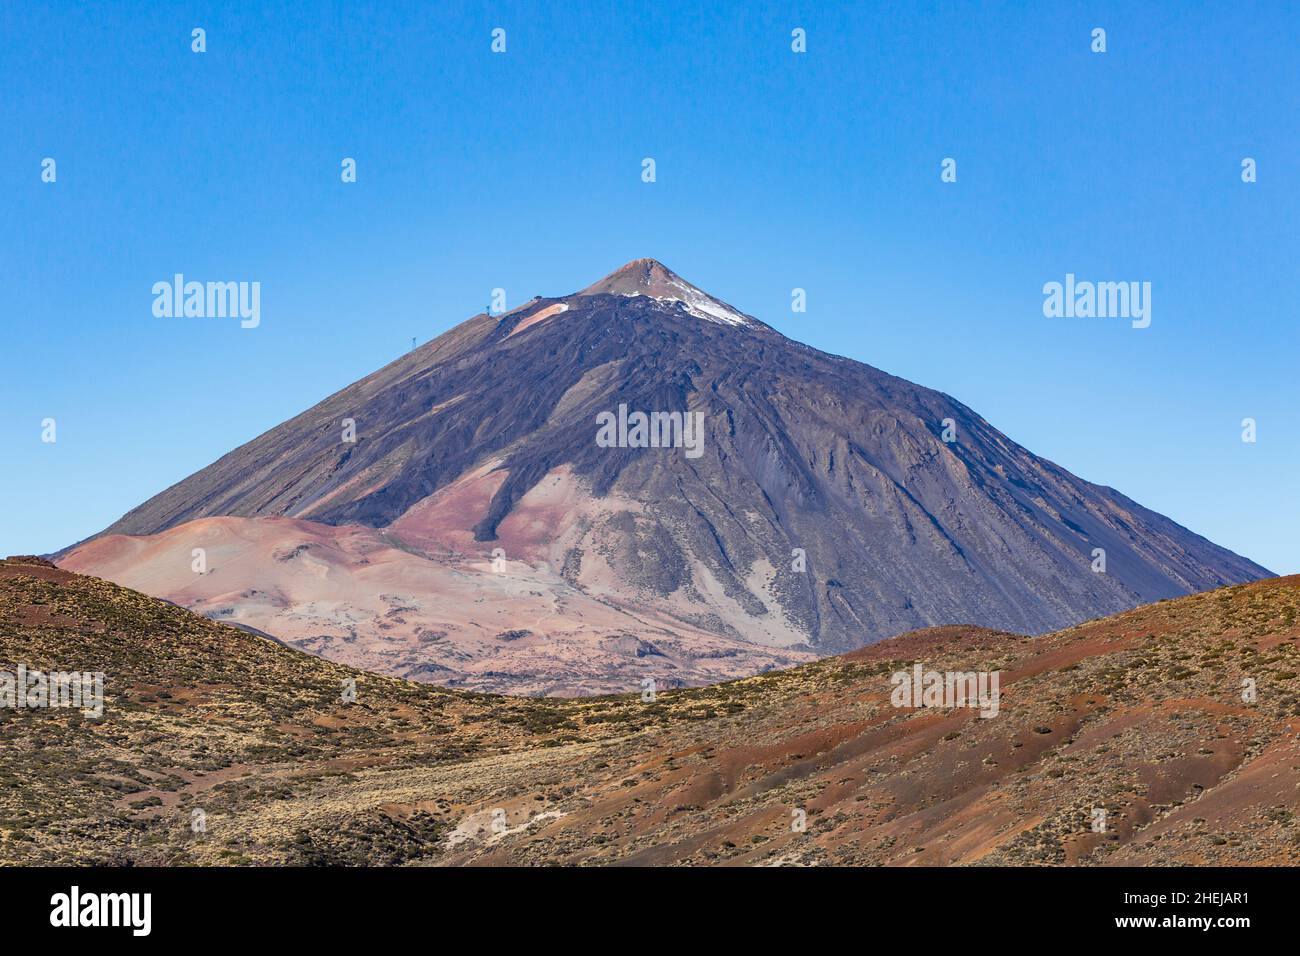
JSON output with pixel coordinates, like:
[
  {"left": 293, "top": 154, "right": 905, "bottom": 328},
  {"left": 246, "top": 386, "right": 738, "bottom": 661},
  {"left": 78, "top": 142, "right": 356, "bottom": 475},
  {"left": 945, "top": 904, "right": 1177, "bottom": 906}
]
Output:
[
  {"left": 579, "top": 258, "right": 753, "bottom": 326},
  {"left": 62, "top": 260, "right": 1271, "bottom": 693},
  {"left": 580, "top": 257, "right": 689, "bottom": 295}
]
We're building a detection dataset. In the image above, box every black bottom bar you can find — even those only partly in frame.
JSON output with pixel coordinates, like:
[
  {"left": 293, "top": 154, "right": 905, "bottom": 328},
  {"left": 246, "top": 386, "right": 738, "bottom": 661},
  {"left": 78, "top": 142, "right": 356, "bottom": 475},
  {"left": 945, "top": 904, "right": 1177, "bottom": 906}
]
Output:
[{"left": 0, "top": 865, "right": 1274, "bottom": 942}]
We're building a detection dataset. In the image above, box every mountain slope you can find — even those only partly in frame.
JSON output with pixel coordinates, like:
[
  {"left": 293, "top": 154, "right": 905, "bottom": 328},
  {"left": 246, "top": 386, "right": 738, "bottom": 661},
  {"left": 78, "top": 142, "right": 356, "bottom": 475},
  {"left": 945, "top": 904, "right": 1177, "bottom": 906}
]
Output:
[
  {"left": 65, "top": 260, "right": 1269, "bottom": 684},
  {"left": 4, "top": 558, "right": 1299, "bottom": 866},
  {"left": 57, "top": 513, "right": 812, "bottom": 695}
]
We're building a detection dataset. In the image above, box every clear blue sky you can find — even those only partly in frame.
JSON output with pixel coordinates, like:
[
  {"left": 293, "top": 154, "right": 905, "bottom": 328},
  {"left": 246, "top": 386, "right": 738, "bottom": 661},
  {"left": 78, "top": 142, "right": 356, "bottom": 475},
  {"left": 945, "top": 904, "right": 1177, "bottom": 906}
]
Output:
[{"left": 2, "top": 0, "right": 1295, "bottom": 574}]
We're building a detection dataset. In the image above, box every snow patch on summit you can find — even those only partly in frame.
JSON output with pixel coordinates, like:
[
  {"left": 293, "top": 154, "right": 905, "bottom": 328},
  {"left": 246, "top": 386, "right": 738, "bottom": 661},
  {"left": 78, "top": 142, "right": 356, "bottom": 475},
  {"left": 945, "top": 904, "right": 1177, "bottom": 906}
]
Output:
[
  {"left": 577, "top": 258, "right": 753, "bottom": 327},
  {"left": 648, "top": 276, "right": 751, "bottom": 327}
]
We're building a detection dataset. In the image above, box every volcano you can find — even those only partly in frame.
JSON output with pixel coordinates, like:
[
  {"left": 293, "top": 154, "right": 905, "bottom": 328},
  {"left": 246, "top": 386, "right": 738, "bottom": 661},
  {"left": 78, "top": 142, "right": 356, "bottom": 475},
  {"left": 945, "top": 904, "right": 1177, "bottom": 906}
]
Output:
[{"left": 60, "top": 259, "right": 1270, "bottom": 693}]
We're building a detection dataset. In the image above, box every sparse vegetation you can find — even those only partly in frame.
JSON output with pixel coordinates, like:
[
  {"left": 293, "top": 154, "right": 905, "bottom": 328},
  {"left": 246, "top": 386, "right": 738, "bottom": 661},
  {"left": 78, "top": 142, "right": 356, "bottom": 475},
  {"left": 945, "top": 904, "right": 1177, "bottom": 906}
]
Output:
[{"left": 3, "top": 559, "right": 1299, "bottom": 866}]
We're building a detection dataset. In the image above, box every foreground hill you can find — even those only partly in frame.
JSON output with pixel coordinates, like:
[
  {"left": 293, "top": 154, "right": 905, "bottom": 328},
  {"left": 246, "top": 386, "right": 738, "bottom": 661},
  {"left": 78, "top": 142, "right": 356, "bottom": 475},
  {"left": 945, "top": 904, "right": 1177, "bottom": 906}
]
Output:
[
  {"left": 62, "top": 260, "right": 1268, "bottom": 693},
  {"left": 2, "top": 557, "right": 1298, "bottom": 865}
]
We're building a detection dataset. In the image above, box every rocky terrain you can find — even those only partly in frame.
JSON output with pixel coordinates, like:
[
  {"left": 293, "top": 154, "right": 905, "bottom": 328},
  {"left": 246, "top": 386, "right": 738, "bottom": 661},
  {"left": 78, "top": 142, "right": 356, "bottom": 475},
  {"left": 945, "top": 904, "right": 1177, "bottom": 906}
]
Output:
[
  {"left": 4, "top": 556, "right": 1298, "bottom": 866},
  {"left": 56, "top": 514, "right": 810, "bottom": 696},
  {"left": 59, "top": 260, "right": 1270, "bottom": 693}
]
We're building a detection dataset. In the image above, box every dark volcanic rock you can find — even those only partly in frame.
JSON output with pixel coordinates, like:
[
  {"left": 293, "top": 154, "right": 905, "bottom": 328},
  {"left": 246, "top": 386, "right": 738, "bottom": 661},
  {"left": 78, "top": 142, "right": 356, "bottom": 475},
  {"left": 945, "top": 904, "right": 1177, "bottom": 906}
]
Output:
[{"left": 87, "top": 259, "right": 1271, "bottom": 652}]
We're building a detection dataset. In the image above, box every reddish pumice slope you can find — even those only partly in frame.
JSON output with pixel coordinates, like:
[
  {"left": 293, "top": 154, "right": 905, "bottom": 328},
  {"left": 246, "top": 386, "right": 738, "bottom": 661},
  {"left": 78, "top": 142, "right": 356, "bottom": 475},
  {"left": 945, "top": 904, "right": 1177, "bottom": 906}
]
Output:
[
  {"left": 60, "top": 513, "right": 811, "bottom": 696},
  {"left": 62, "top": 259, "right": 1270, "bottom": 695},
  {"left": 5, "top": 558, "right": 1296, "bottom": 866}
]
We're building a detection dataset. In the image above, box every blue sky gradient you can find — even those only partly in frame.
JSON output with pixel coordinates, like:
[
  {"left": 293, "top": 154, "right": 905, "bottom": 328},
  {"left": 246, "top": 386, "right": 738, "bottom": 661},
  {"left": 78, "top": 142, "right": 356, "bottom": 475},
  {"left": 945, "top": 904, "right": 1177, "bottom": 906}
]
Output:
[{"left": 2, "top": 0, "right": 1296, "bottom": 573}]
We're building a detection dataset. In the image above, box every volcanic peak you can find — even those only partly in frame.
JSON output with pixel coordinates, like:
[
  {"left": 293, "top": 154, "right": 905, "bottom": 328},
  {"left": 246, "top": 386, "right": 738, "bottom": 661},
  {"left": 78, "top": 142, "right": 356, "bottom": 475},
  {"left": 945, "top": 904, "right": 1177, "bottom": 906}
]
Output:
[{"left": 576, "top": 258, "right": 751, "bottom": 327}]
